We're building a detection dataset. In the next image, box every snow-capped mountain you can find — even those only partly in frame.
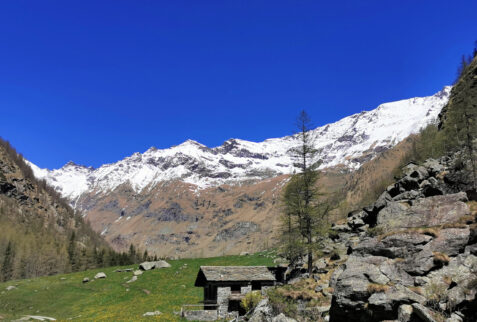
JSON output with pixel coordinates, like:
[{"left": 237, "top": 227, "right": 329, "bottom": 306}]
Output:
[{"left": 29, "top": 86, "right": 451, "bottom": 205}]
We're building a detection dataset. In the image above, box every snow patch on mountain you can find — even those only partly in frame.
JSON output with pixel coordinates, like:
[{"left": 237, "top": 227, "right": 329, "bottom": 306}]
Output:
[{"left": 29, "top": 87, "right": 451, "bottom": 202}]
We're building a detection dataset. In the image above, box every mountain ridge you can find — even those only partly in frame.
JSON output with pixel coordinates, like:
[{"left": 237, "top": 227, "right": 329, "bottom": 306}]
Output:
[{"left": 29, "top": 86, "right": 452, "bottom": 206}]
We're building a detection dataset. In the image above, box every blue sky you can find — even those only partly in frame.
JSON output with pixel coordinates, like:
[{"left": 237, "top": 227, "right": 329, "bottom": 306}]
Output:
[{"left": 1, "top": 1, "right": 476, "bottom": 169}]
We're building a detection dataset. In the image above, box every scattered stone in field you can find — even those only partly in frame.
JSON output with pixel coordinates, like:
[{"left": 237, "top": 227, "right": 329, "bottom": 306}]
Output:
[
  {"left": 60, "top": 277, "right": 66, "bottom": 280},
  {"left": 240, "top": 251, "right": 249, "bottom": 256},
  {"left": 142, "top": 289, "right": 151, "bottom": 295},
  {"left": 82, "top": 278, "right": 89, "bottom": 283},
  {"left": 94, "top": 272, "right": 106, "bottom": 279},
  {"left": 133, "top": 270, "right": 143, "bottom": 276},
  {"left": 17, "top": 316, "right": 56, "bottom": 321},
  {"left": 126, "top": 288, "right": 130, "bottom": 292},
  {"left": 6, "top": 286, "right": 16, "bottom": 291},
  {"left": 142, "top": 311, "right": 161, "bottom": 317},
  {"left": 126, "top": 276, "right": 137, "bottom": 283}
]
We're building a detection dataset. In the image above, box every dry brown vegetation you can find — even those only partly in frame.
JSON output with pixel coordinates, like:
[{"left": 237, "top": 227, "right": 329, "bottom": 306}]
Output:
[
  {"left": 408, "top": 286, "right": 425, "bottom": 296},
  {"left": 367, "top": 283, "right": 390, "bottom": 294},
  {"left": 433, "top": 252, "right": 450, "bottom": 266}
]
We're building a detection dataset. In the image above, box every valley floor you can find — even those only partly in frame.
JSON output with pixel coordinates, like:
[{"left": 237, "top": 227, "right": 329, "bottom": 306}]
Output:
[{"left": 0, "top": 252, "right": 276, "bottom": 321}]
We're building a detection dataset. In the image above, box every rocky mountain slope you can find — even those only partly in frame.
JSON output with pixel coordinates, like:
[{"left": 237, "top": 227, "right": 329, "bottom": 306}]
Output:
[
  {"left": 27, "top": 88, "right": 451, "bottom": 257},
  {"left": 250, "top": 58, "right": 477, "bottom": 322},
  {"left": 0, "top": 139, "right": 110, "bottom": 280},
  {"left": 248, "top": 156, "right": 477, "bottom": 322},
  {"left": 329, "top": 158, "right": 477, "bottom": 322}
]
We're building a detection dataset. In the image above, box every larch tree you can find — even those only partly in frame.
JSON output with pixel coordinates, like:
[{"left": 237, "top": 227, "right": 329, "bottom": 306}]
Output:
[{"left": 281, "top": 110, "right": 329, "bottom": 274}]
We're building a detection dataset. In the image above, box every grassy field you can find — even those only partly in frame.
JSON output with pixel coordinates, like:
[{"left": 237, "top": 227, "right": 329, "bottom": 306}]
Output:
[{"left": 0, "top": 252, "right": 276, "bottom": 321}]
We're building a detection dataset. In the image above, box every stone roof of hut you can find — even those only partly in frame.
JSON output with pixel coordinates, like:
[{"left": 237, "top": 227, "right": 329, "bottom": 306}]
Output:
[{"left": 194, "top": 266, "right": 275, "bottom": 286}]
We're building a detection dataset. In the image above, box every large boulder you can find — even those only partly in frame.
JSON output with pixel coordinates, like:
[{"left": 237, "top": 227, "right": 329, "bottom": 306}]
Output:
[
  {"left": 353, "top": 233, "right": 432, "bottom": 259},
  {"left": 377, "top": 193, "right": 469, "bottom": 230},
  {"left": 399, "top": 249, "right": 436, "bottom": 276},
  {"left": 367, "top": 284, "right": 426, "bottom": 321},
  {"left": 422, "top": 228, "right": 470, "bottom": 256},
  {"left": 139, "top": 260, "right": 171, "bottom": 271},
  {"left": 422, "top": 159, "right": 445, "bottom": 176}
]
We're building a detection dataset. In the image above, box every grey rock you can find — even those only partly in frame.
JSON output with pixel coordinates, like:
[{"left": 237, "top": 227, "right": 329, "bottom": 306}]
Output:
[
  {"left": 331, "top": 255, "right": 390, "bottom": 320},
  {"left": 271, "top": 313, "right": 297, "bottom": 322},
  {"left": 376, "top": 202, "right": 411, "bottom": 229},
  {"left": 331, "top": 224, "right": 352, "bottom": 233},
  {"left": 314, "top": 258, "right": 327, "bottom": 270},
  {"left": 139, "top": 260, "right": 171, "bottom": 270},
  {"left": 446, "top": 313, "right": 463, "bottom": 322},
  {"left": 411, "top": 303, "right": 436, "bottom": 322},
  {"left": 126, "top": 276, "right": 138, "bottom": 283},
  {"left": 393, "top": 190, "right": 420, "bottom": 201},
  {"left": 15, "top": 315, "right": 56, "bottom": 321},
  {"left": 134, "top": 270, "right": 143, "bottom": 276},
  {"left": 329, "top": 264, "right": 345, "bottom": 290},
  {"left": 353, "top": 233, "right": 431, "bottom": 259},
  {"left": 94, "top": 272, "right": 106, "bottom": 279},
  {"left": 6, "top": 286, "right": 16, "bottom": 291},
  {"left": 446, "top": 286, "right": 466, "bottom": 307},
  {"left": 379, "top": 260, "right": 414, "bottom": 287},
  {"left": 422, "top": 228, "right": 469, "bottom": 256},
  {"left": 465, "top": 243, "right": 477, "bottom": 255},
  {"left": 402, "top": 164, "right": 429, "bottom": 181},
  {"left": 400, "top": 249, "right": 435, "bottom": 275},
  {"left": 399, "top": 175, "right": 420, "bottom": 191},
  {"left": 398, "top": 304, "right": 413, "bottom": 322},
  {"left": 249, "top": 299, "right": 272, "bottom": 322},
  {"left": 142, "top": 311, "right": 161, "bottom": 317},
  {"left": 414, "top": 276, "right": 430, "bottom": 286},
  {"left": 368, "top": 285, "right": 426, "bottom": 321},
  {"left": 375, "top": 191, "right": 393, "bottom": 211},
  {"left": 377, "top": 193, "right": 469, "bottom": 229},
  {"left": 469, "top": 224, "right": 477, "bottom": 244},
  {"left": 82, "top": 278, "right": 89, "bottom": 283},
  {"left": 423, "top": 159, "right": 445, "bottom": 176}
]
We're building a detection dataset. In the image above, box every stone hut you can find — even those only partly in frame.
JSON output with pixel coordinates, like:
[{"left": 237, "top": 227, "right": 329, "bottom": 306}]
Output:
[{"left": 194, "top": 266, "right": 277, "bottom": 318}]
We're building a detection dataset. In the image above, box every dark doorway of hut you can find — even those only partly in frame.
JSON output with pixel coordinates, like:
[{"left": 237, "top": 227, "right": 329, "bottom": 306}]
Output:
[{"left": 228, "top": 300, "right": 246, "bottom": 316}]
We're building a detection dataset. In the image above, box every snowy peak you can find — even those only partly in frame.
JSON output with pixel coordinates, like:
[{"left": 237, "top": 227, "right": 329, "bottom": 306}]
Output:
[{"left": 29, "top": 87, "right": 451, "bottom": 203}]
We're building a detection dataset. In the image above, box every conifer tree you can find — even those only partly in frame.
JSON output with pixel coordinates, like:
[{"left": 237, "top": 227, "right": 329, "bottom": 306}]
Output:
[
  {"left": 143, "top": 250, "right": 149, "bottom": 262},
  {"left": 67, "top": 231, "right": 77, "bottom": 271},
  {"left": 128, "top": 244, "right": 136, "bottom": 264},
  {"left": 280, "top": 110, "right": 330, "bottom": 274},
  {"left": 1, "top": 241, "right": 15, "bottom": 282},
  {"left": 444, "top": 58, "right": 477, "bottom": 190}
]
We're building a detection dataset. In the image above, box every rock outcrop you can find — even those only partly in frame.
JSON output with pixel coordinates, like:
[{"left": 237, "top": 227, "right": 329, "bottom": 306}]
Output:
[{"left": 329, "top": 157, "right": 477, "bottom": 322}]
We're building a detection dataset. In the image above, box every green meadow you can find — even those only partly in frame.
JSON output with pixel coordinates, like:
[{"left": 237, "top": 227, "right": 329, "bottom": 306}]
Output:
[{"left": 0, "top": 252, "right": 276, "bottom": 321}]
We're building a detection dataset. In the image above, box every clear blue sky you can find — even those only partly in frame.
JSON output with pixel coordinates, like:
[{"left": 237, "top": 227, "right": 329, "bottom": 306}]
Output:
[{"left": 1, "top": 1, "right": 476, "bottom": 169}]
